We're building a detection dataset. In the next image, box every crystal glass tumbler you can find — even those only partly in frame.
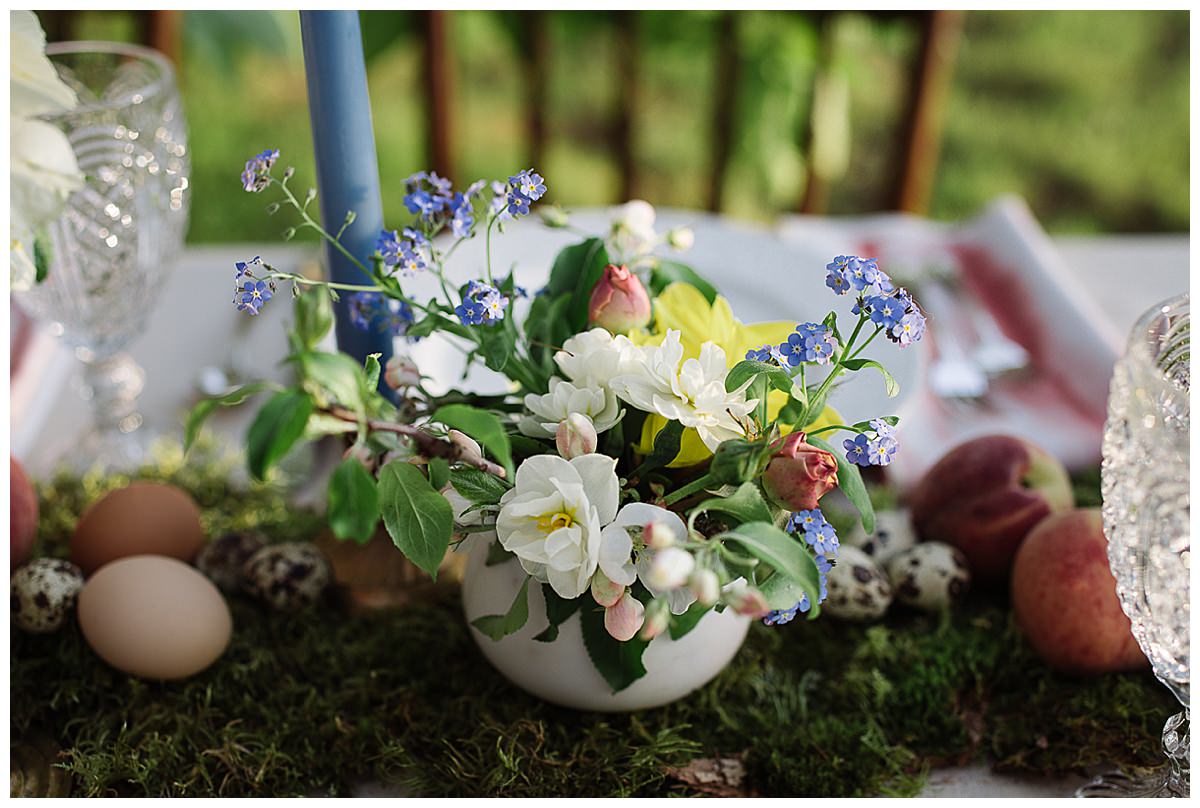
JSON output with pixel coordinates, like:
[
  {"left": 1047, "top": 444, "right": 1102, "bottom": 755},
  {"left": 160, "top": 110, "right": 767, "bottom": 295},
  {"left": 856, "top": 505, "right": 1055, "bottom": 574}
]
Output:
[
  {"left": 1080, "top": 293, "right": 1190, "bottom": 797},
  {"left": 13, "top": 41, "right": 189, "bottom": 469}
]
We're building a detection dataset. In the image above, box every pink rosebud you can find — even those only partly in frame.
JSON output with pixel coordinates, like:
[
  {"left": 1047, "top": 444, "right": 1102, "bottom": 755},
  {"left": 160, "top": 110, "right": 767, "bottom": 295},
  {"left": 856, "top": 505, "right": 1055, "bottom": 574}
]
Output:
[
  {"left": 604, "top": 590, "right": 646, "bottom": 641},
  {"left": 761, "top": 431, "right": 839, "bottom": 511},
  {"left": 638, "top": 598, "right": 671, "bottom": 641},
  {"left": 587, "top": 264, "right": 651, "bottom": 332},
  {"left": 556, "top": 413, "right": 598, "bottom": 459},
  {"left": 591, "top": 569, "right": 624, "bottom": 608}
]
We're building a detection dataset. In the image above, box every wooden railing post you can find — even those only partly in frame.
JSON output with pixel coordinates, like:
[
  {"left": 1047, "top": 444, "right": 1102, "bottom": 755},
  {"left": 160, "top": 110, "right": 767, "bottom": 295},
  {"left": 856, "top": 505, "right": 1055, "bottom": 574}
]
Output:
[
  {"left": 423, "top": 10, "right": 455, "bottom": 182},
  {"left": 525, "top": 11, "right": 549, "bottom": 170},
  {"left": 893, "top": 10, "right": 965, "bottom": 214},
  {"left": 615, "top": 11, "right": 639, "bottom": 202},
  {"left": 707, "top": 12, "right": 740, "bottom": 212}
]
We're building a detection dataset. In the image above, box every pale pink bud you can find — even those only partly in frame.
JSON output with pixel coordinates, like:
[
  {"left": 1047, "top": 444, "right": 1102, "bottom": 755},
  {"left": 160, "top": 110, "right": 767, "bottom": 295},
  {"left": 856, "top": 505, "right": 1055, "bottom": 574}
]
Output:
[
  {"left": 555, "top": 412, "right": 598, "bottom": 459},
  {"left": 590, "top": 569, "right": 624, "bottom": 608},
  {"left": 645, "top": 547, "right": 695, "bottom": 591},
  {"left": 384, "top": 354, "right": 421, "bottom": 390},
  {"left": 604, "top": 590, "right": 645, "bottom": 641},
  {"left": 587, "top": 264, "right": 652, "bottom": 332},
  {"left": 761, "top": 432, "right": 839, "bottom": 511},
  {"left": 728, "top": 584, "right": 771, "bottom": 618},
  {"left": 643, "top": 520, "right": 677, "bottom": 550},
  {"left": 448, "top": 429, "right": 484, "bottom": 464},
  {"left": 638, "top": 598, "right": 671, "bottom": 641},
  {"left": 688, "top": 568, "right": 721, "bottom": 606}
]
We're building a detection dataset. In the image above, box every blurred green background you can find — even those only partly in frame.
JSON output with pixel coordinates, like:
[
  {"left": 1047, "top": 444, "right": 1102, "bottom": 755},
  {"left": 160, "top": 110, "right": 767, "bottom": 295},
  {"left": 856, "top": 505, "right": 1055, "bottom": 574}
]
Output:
[{"left": 43, "top": 10, "right": 1189, "bottom": 242}]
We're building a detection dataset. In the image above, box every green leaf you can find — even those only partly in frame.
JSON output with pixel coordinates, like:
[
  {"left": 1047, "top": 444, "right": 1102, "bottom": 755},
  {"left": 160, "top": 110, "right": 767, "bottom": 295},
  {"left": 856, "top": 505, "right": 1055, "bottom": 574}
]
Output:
[
  {"left": 184, "top": 381, "right": 275, "bottom": 452},
  {"left": 427, "top": 457, "right": 450, "bottom": 492},
  {"left": 841, "top": 358, "right": 899, "bottom": 397},
  {"left": 689, "top": 481, "right": 773, "bottom": 527},
  {"left": 631, "top": 419, "right": 684, "bottom": 477},
  {"left": 377, "top": 461, "right": 454, "bottom": 579},
  {"left": 668, "top": 601, "right": 712, "bottom": 640},
  {"left": 302, "top": 351, "right": 367, "bottom": 411},
  {"left": 327, "top": 458, "right": 380, "bottom": 544},
  {"left": 579, "top": 603, "right": 650, "bottom": 692},
  {"left": 246, "top": 390, "right": 314, "bottom": 481},
  {"left": 478, "top": 330, "right": 512, "bottom": 372},
  {"left": 363, "top": 353, "right": 382, "bottom": 393},
  {"left": 470, "top": 577, "right": 531, "bottom": 641},
  {"left": 758, "top": 570, "right": 811, "bottom": 611},
  {"left": 546, "top": 237, "right": 610, "bottom": 328},
  {"left": 33, "top": 235, "right": 50, "bottom": 284},
  {"left": 649, "top": 260, "right": 718, "bottom": 304},
  {"left": 431, "top": 404, "right": 515, "bottom": 480},
  {"left": 850, "top": 415, "right": 899, "bottom": 432},
  {"left": 708, "top": 439, "right": 773, "bottom": 486},
  {"left": 294, "top": 285, "right": 334, "bottom": 349},
  {"left": 449, "top": 465, "right": 511, "bottom": 505},
  {"left": 808, "top": 434, "right": 875, "bottom": 534},
  {"left": 302, "top": 413, "right": 358, "bottom": 440},
  {"left": 725, "top": 359, "right": 793, "bottom": 396},
  {"left": 715, "top": 521, "right": 822, "bottom": 618},
  {"left": 533, "top": 584, "right": 584, "bottom": 642}
]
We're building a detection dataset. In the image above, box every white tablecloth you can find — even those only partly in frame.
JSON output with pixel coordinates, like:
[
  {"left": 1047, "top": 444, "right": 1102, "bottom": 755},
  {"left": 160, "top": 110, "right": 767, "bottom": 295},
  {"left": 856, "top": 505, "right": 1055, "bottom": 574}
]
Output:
[{"left": 9, "top": 208, "right": 1188, "bottom": 797}]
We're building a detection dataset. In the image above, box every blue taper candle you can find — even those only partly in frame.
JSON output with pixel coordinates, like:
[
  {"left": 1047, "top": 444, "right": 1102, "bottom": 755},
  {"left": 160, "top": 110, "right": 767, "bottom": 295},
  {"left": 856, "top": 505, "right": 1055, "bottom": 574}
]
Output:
[{"left": 299, "top": 11, "right": 393, "bottom": 375}]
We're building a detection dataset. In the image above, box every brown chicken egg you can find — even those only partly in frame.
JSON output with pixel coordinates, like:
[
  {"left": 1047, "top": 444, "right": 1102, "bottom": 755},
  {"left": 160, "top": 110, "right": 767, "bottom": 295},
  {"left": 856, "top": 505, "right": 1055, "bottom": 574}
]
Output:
[
  {"left": 77, "top": 555, "right": 232, "bottom": 680},
  {"left": 71, "top": 482, "right": 206, "bottom": 575}
]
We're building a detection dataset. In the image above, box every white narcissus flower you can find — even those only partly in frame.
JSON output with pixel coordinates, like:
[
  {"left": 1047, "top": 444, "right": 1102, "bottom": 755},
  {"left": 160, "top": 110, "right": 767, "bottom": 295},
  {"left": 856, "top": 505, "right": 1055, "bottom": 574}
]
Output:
[
  {"left": 597, "top": 502, "right": 696, "bottom": 615},
  {"left": 496, "top": 454, "right": 619, "bottom": 599},
  {"left": 609, "top": 199, "right": 659, "bottom": 260},
  {"left": 11, "top": 11, "right": 83, "bottom": 291},
  {"left": 554, "top": 328, "right": 640, "bottom": 389},
  {"left": 609, "top": 330, "right": 757, "bottom": 452},
  {"left": 518, "top": 376, "right": 621, "bottom": 439}
]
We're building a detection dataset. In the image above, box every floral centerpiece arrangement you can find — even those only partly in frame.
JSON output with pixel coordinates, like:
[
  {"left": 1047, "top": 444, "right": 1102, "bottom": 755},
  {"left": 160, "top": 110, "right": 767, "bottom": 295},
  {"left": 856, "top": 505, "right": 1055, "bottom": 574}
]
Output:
[{"left": 191, "top": 150, "right": 925, "bottom": 696}]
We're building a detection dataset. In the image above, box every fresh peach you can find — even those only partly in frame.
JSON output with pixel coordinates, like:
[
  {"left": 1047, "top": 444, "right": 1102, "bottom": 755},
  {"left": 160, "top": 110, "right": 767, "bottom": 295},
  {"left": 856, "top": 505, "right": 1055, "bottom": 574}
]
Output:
[
  {"left": 1011, "top": 509, "right": 1147, "bottom": 674},
  {"left": 910, "top": 435, "right": 1073, "bottom": 583},
  {"left": 11, "top": 456, "right": 37, "bottom": 569}
]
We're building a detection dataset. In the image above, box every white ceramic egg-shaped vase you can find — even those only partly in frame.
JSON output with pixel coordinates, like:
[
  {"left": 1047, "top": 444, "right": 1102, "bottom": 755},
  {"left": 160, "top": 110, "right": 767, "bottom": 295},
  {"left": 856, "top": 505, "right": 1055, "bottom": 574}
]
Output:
[{"left": 460, "top": 539, "right": 751, "bottom": 712}]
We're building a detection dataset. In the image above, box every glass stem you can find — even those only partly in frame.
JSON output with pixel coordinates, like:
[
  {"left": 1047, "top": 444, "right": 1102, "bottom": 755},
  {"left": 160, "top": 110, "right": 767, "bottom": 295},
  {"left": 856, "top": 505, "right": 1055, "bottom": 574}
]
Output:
[{"left": 79, "top": 351, "right": 146, "bottom": 435}]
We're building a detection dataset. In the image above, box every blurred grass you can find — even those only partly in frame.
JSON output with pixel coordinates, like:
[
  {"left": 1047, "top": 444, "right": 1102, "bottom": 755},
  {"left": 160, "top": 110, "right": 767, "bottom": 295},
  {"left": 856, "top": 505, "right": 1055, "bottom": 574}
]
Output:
[{"left": 52, "top": 10, "right": 1188, "bottom": 243}]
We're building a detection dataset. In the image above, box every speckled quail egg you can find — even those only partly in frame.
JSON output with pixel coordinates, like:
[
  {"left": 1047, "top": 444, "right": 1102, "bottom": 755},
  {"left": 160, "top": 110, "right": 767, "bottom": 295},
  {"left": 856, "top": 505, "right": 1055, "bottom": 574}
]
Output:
[
  {"left": 194, "top": 532, "right": 266, "bottom": 592},
  {"left": 824, "top": 545, "right": 893, "bottom": 621},
  {"left": 843, "top": 509, "right": 917, "bottom": 564},
  {"left": 885, "top": 542, "right": 970, "bottom": 613},
  {"left": 11, "top": 559, "right": 85, "bottom": 633},
  {"left": 242, "top": 542, "right": 331, "bottom": 611}
]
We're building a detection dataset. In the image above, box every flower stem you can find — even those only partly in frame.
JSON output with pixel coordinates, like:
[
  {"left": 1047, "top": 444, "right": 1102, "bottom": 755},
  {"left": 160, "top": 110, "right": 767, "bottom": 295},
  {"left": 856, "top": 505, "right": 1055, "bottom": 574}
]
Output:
[{"left": 662, "top": 473, "right": 715, "bottom": 507}]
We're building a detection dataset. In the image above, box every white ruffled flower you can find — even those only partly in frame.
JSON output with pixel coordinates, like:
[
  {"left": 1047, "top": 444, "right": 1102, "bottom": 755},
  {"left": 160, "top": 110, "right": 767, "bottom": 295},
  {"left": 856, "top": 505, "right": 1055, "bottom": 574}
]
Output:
[
  {"left": 597, "top": 502, "right": 696, "bottom": 615},
  {"left": 554, "top": 328, "right": 640, "bottom": 389},
  {"left": 609, "top": 330, "right": 757, "bottom": 452},
  {"left": 518, "top": 376, "right": 622, "bottom": 439},
  {"left": 11, "top": 11, "right": 83, "bottom": 291},
  {"left": 496, "top": 454, "right": 619, "bottom": 599},
  {"left": 609, "top": 199, "right": 659, "bottom": 261}
]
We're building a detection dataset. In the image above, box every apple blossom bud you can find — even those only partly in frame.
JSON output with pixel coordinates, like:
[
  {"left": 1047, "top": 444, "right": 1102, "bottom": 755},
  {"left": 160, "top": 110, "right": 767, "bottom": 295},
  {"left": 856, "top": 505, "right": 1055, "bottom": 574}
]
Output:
[
  {"left": 604, "top": 590, "right": 645, "bottom": 641},
  {"left": 643, "top": 520, "right": 676, "bottom": 550},
  {"left": 587, "top": 264, "right": 652, "bottom": 332},
  {"left": 727, "top": 583, "right": 771, "bottom": 618},
  {"left": 638, "top": 598, "right": 671, "bottom": 641},
  {"left": 384, "top": 353, "right": 421, "bottom": 390},
  {"left": 539, "top": 205, "right": 570, "bottom": 228},
  {"left": 761, "top": 432, "right": 839, "bottom": 511},
  {"left": 666, "top": 227, "right": 694, "bottom": 251},
  {"left": 688, "top": 568, "right": 721, "bottom": 606},
  {"left": 590, "top": 569, "right": 624, "bottom": 608},
  {"left": 556, "top": 413, "right": 598, "bottom": 459},
  {"left": 449, "top": 429, "right": 484, "bottom": 465},
  {"left": 645, "top": 547, "right": 695, "bottom": 591}
]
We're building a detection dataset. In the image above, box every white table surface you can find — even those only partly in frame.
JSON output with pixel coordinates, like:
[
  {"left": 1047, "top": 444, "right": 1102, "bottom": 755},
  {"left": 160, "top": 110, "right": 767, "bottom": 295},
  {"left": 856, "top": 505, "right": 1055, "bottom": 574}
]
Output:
[{"left": 9, "top": 211, "right": 1189, "bottom": 797}]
